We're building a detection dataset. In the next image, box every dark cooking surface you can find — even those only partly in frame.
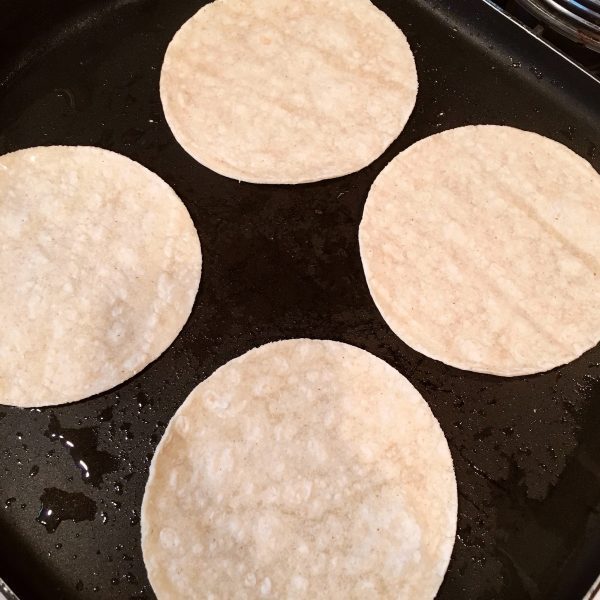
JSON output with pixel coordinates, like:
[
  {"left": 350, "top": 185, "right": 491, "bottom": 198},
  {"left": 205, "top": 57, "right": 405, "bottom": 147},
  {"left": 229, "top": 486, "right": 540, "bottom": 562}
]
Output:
[{"left": 0, "top": 0, "right": 599, "bottom": 598}]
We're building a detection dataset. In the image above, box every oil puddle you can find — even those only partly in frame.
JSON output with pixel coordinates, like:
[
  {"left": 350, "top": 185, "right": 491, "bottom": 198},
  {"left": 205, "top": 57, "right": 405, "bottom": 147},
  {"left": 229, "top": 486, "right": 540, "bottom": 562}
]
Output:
[
  {"left": 98, "top": 404, "right": 114, "bottom": 422},
  {"left": 36, "top": 487, "right": 97, "bottom": 533},
  {"left": 44, "top": 415, "right": 119, "bottom": 486},
  {"left": 136, "top": 391, "right": 150, "bottom": 409}
]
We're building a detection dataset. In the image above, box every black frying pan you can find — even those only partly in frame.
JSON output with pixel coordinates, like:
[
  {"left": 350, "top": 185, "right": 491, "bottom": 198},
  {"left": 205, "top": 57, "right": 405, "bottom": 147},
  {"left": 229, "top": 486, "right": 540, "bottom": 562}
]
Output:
[{"left": 0, "top": 0, "right": 599, "bottom": 598}]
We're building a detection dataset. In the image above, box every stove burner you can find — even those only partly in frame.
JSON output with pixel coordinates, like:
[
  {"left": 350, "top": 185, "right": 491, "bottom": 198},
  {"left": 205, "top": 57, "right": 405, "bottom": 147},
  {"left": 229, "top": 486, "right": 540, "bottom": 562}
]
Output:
[
  {"left": 516, "top": 0, "right": 600, "bottom": 49},
  {"left": 492, "top": 0, "right": 600, "bottom": 76}
]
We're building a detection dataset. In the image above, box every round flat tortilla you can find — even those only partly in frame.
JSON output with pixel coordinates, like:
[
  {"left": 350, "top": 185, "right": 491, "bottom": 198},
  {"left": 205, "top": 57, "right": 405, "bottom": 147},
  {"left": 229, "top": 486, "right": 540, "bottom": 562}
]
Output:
[
  {"left": 142, "top": 339, "right": 457, "bottom": 600},
  {"left": 359, "top": 125, "right": 600, "bottom": 376},
  {"left": 0, "top": 146, "right": 202, "bottom": 407},
  {"left": 160, "top": 0, "right": 418, "bottom": 184}
]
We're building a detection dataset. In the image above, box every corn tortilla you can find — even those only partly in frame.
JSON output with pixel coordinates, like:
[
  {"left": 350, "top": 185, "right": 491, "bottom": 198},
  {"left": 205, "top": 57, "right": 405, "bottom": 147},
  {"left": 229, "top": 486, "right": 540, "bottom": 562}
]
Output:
[
  {"left": 160, "top": 0, "right": 418, "bottom": 184},
  {"left": 0, "top": 146, "right": 202, "bottom": 407},
  {"left": 359, "top": 125, "right": 600, "bottom": 376},
  {"left": 142, "top": 339, "right": 457, "bottom": 599}
]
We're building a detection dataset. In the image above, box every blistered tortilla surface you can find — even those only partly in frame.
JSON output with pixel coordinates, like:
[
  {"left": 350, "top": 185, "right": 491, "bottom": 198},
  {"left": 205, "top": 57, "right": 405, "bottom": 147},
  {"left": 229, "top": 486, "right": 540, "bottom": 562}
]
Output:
[
  {"left": 360, "top": 125, "right": 600, "bottom": 376},
  {"left": 161, "top": 0, "right": 418, "bottom": 183},
  {"left": 142, "top": 339, "right": 457, "bottom": 599},
  {"left": 0, "top": 146, "right": 202, "bottom": 407}
]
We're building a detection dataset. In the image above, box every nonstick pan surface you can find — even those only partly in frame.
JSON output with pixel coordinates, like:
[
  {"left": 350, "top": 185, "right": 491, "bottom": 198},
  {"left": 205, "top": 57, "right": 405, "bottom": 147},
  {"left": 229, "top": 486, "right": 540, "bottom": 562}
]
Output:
[{"left": 0, "top": 0, "right": 599, "bottom": 598}]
